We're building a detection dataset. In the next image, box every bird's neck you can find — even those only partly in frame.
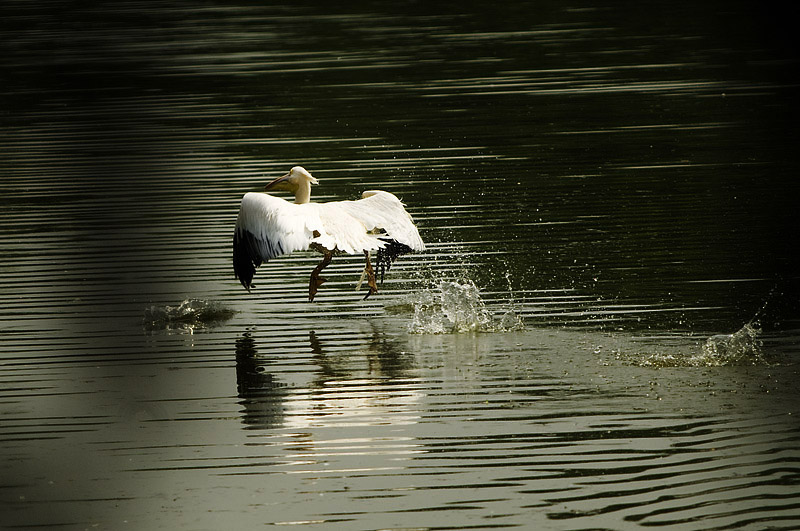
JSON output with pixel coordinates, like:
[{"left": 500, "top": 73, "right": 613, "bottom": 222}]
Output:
[{"left": 294, "top": 182, "right": 312, "bottom": 204}]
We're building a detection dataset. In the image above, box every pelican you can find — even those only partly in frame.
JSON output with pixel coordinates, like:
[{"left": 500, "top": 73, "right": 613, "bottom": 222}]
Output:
[{"left": 233, "top": 166, "right": 424, "bottom": 301}]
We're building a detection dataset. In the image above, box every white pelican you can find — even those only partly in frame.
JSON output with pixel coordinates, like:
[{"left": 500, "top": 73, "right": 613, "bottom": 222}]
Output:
[{"left": 233, "top": 166, "right": 425, "bottom": 301}]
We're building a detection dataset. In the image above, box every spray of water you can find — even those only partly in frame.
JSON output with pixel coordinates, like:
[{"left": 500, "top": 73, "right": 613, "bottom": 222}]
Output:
[
  {"left": 143, "top": 298, "right": 236, "bottom": 331},
  {"left": 698, "top": 322, "right": 764, "bottom": 365},
  {"left": 406, "top": 279, "right": 524, "bottom": 334},
  {"left": 688, "top": 287, "right": 774, "bottom": 366},
  {"left": 639, "top": 289, "right": 775, "bottom": 367}
]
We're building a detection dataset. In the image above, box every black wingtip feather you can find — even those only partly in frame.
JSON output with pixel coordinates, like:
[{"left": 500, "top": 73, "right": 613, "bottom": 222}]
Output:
[
  {"left": 376, "top": 238, "right": 413, "bottom": 283},
  {"left": 233, "top": 229, "right": 259, "bottom": 290}
]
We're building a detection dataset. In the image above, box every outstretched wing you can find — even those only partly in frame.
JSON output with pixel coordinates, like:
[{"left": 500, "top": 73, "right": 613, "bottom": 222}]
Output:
[
  {"left": 333, "top": 190, "right": 425, "bottom": 251},
  {"left": 306, "top": 200, "right": 392, "bottom": 256},
  {"left": 333, "top": 190, "right": 425, "bottom": 281},
  {"left": 233, "top": 192, "right": 319, "bottom": 290}
]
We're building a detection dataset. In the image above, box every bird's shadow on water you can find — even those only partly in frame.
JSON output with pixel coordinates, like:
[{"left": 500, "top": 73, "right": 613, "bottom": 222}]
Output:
[{"left": 234, "top": 324, "right": 414, "bottom": 430}]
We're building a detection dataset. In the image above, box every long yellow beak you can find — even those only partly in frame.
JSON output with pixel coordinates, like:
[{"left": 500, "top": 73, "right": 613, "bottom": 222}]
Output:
[{"left": 265, "top": 172, "right": 290, "bottom": 191}]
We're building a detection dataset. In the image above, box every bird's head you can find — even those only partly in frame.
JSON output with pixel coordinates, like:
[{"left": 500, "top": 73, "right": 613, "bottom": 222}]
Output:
[{"left": 265, "top": 166, "right": 319, "bottom": 193}]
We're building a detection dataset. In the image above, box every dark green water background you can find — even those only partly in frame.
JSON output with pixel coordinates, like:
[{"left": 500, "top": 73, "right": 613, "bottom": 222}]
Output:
[{"left": 2, "top": 1, "right": 799, "bottom": 529}]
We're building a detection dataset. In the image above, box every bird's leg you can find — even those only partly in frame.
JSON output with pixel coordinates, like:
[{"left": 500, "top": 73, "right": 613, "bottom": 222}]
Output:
[
  {"left": 355, "top": 251, "right": 371, "bottom": 293},
  {"left": 355, "top": 267, "right": 367, "bottom": 292},
  {"left": 309, "top": 251, "right": 333, "bottom": 302},
  {"left": 362, "top": 250, "right": 378, "bottom": 300}
]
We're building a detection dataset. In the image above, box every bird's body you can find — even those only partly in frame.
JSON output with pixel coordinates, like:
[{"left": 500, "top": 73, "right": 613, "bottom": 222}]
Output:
[{"left": 233, "top": 166, "right": 424, "bottom": 300}]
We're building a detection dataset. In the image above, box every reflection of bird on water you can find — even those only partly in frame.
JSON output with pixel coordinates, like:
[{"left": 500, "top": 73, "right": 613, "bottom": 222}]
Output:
[
  {"left": 309, "top": 327, "right": 413, "bottom": 382},
  {"left": 235, "top": 332, "right": 285, "bottom": 430},
  {"left": 233, "top": 166, "right": 425, "bottom": 301}
]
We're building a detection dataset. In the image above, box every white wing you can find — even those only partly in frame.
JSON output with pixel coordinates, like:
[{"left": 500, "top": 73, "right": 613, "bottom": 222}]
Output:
[
  {"left": 314, "top": 202, "right": 386, "bottom": 255},
  {"left": 331, "top": 190, "right": 425, "bottom": 283},
  {"left": 331, "top": 190, "right": 425, "bottom": 251},
  {"left": 233, "top": 192, "right": 320, "bottom": 290}
]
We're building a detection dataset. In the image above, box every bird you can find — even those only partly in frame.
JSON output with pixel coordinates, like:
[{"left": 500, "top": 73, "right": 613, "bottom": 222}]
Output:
[{"left": 233, "top": 166, "right": 424, "bottom": 301}]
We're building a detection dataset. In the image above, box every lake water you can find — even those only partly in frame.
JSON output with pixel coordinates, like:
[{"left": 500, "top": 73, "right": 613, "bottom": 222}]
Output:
[{"left": 2, "top": 1, "right": 800, "bottom": 529}]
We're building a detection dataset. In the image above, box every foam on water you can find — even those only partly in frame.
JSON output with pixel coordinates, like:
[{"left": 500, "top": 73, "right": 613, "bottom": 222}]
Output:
[
  {"left": 405, "top": 280, "right": 525, "bottom": 334},
  {"left": 143, "top": 298, "right": 237, "bottom": 331}
]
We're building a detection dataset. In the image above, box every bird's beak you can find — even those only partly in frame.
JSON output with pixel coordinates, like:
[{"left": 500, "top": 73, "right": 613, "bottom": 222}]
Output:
[{"left": 265, "top": 172, "right": 290, "bottom": 191}]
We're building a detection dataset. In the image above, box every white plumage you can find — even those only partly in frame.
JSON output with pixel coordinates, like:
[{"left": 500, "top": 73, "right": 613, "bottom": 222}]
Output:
[{"left": 233, "top": 166, "right": 424, "bottom": 301}]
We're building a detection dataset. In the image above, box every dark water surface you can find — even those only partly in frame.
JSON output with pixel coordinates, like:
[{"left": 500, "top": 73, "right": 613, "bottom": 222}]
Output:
[{"left": 2, "top": 1, "right": 800, "bottom": 529}]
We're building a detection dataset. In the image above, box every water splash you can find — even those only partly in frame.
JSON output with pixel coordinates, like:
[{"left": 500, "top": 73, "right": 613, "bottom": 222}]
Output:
[
  {"left": 698, "top": 322, "right": 764, "bottom": 365},
  {"left": 636, "top": 286, "right": 778, "bottom": 367},
  {"left": 143, "top": 298, "right": 236, "bottom": 331},
  {"left": 406, "top": 280, "right": 524, "bottom": 334},
  {"left": 638, "top": 322, "right": 765, "bottom": 367}
]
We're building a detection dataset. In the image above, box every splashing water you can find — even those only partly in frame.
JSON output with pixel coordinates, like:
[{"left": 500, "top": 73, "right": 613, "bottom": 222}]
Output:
[
  {"left": 407, "top": 280, "right": 524, "bottom": 334},
  {"left": 638, "top": 322, "right": 765, "bottom": 367},
  {"left": 698, "top": 322, "right": 764, "bottom": 365},
  {"left": 636, "top": 286, "right": 778, "bottom": 367},
  {"left": 143, "top": 298, "right": 236, "bottom": 331}
]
